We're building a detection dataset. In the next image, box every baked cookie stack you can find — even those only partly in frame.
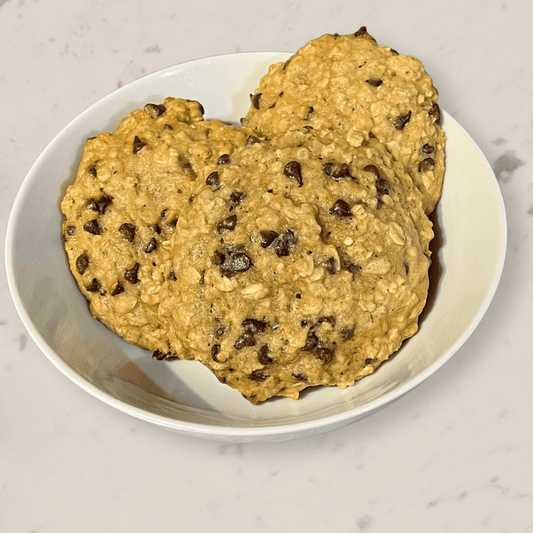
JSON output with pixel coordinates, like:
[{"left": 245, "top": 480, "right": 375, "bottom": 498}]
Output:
[{"left": 61, "top": 28, "right": 445, "bottom": 403}]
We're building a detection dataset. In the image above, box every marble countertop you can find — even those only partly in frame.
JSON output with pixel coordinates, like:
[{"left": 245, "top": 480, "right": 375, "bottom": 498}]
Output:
[{"left": 1, "top": 0, "right": 532, "bottom": 531}]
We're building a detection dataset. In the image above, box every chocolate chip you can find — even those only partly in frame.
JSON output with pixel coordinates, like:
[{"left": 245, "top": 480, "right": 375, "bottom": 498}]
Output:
[
  {"left": 152, "top": 349, "right": 167, "bottom": 361},
  {"left": 124, "top": 262, "right": 140, "bottom": 284},
  {"left": 284, "top": 161, "right": 303, "bottom": 187},
  {"left": 111, "top": 281, "right": 124, "bottom": 296},
  {"left": 376, "top": 178, "right": 390, "bottom": 198},
  {"left": 260, "top": 230, "right": 279, "bottom": 248},
  {"left": 87, "top": 164, "right": 97, "bottom": 178},
  {"left": 144, "top": 237, "right": 157, "bottom": 253},
  {"left": 418, "top": 158, "right": 435, "bottom": 172},
  {"left": 271, "top": 230, "right": 297, "bottom": 257},
  {"left": 354, "top": 26, "right": 368, "bottom": 37},
  {"left": 404, "top": 261, "right": 410, "bottom": 275},
  {"left": 251, "top": 93, "right": 262, "bottom": 110},
  {"left": 429, "top": 102, "right": 441, "bottom": 125},
  {"left": 242, "top": 318, "right": 268, "bottom": 334},
  {"left": 118, "top": 222, "right": 136, "bottom": 242},
  {"left": 421, "top": 143, "right": 435, "bottom": 154},
  {"left": 217, "top": 154, "right": 230, "bottom": 165},
  {"left": 144, "top": 103, "right": 166, "bottom": 117},
  {"left": 83, "top": 219, "right": 100, "bottom": 235},
  {"left": 76, "top": 253, "right": 89, "bottom": 275},
  {"left": 167, "top": 268, "right": 177, "bottom": 281},
  {"left": 340, "top": 327, "right": 355, "bottom": 341},
  {"left": 151, "top": 223, "right": 161, "bottom": 235},
  {"left": 366, "top": 78, "right": 383, "bottom": 87},
  {"left": 216, "top": 248, "right": 253, "bottom": 278},
  {"left": 246, "top": 135, "right": 261, "bottom": 146},
  {"left": 392, "top": 111, "right": 412, "bottom": 130},
  {"left": 133, "top": 136, "right": 147, "bottom": 154},
  {"left": 302, "top": 328, "right": 334, "bottom": 363},
  {"left": 302, "top": 330, "right": 319, "bottom": 351},
  {"left": 323, "top": 162, "right": 353, "bottom": 180},
  {"left": 211, "top": 344, "right": 221, "bottom": 362},
  {"left": 330, "top": 199, "right": 352, "bottom": 217},
  {"left": 229, "top": 191, "right": 244, "bottom": 208},
  {"left": 160, "top": 209, "right": 168, "bottom": 219},
  {"left": 66, "top": 225, "right": 76, "bottom": 236},
  {"left": 234, "top": 330, "right": 256, "bottom": 349},
  {"left": 365, "top": 357, "right": 378, "bottom": 365},
  {"left": 215, "top": 322, "right": 226, "bottom": 337},
  {"left": 292, "top": 372, "right": 307, "bottom": 382},
  {"left": 249, "top": 370, "right": 269, "bottom": 382},
  {"left": 86, "top": 278, "right": 101, "bottom": 293},
  {"left": 217, "top": 214, "right": 237, "bottom": 233},
  {"left": 87, "top": 194, "right": 113, "bottom": 216},
  {"left": 258, "top": 345, "right": 273, "bottom": 365},
  {"left": 324, "top": 257, "right": 337, "bottom": 275},
  {"left": 206, "top": 171, "right": 220, "bottom": 189},
  {"left": 317, "top": 315, "right": 336, "bottom": 328},
  {"left": 363, "top": 164, "right": 381, "bottom": 179},
  {"left": 305, "top": 106, "right": 314, "bottom": 120}
]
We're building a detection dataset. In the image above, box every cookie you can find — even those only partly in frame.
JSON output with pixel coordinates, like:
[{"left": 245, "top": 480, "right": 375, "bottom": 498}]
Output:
[
  {"left": 158, "top": 130, "right": 431, "bottom": 403},
  {"left": 61, "top": 97, "right": 249, "bottom": 356},
  {"left": 242, "top": 28, "right": 445, "bottom": 214}
]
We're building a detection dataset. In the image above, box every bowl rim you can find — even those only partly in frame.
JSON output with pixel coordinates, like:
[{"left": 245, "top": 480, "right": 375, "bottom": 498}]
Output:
[{"left": 5, "top": 51, "right": 508, "bottom": 440}]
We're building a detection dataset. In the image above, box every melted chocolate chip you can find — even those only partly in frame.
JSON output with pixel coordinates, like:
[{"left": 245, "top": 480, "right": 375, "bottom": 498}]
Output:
[
  {"left": 217, "top": 214, "right": 237, "bottom": 233},
  {"left": 118, "top": 222, "right": 136, "bottom": 242},
  {"left": 152, "top": 349, "right": 167, "bottom": 361},
  {"left": 392, "top": 111, "right": 412, "bottom": 130},
  {"left": 206, "top": 171, "right": 220, "bottom": 189},
  {"left": 144, "top": 103, "right": 166, "bottom": 117},
  {"left": 86, "top": 278, "right": 101, "bottom": 293},
  {"left": 323, "top": 162, "right": 353, "bottom": 180},
  {"left": 217, "top": 154, "right": 230, "bottom": 165},
  {"left": 144, "top": 237, "right": 157, "bottom": 253},
  {"left": 87, "top": 164, "right": 97, "bottom": 178},
  {"left": 302, "top": 328, "right": 334, "bottom": 363},
  {"left": 133, "top": 136, "right": 147, "bottom": 154},
  {"left": 305, "top": 106, "right": 314, "bottom": 120},
  {"left": 271, "top": 230, "right": 297, "bottom": 257},
  {"left": 259, "top": 230, "right": 278, "bottom": 248},
  {"left": 330, "top": 199, "right": 352, "bottom": 217},
  {"left": 211, "top": 344, "right": 221, "bottom": 362},
  {"left": 284, "top": 161, "right": 303, "bottom": 187},
  {"left": 429, "top": 102, "right": 441, "bottom": 125},
  {"left": 76, "top": 253, "right": 89, "bottom": 275},
  {"left": 324, "top": 257, "right": 337, "bottom": 275},
  {"left": 258, "top": 345, "right": 273, "bottom": 365},
  {"left": 418, "top": 158, "right": 435, "bottom": 172},
  {"left": 111, "top": 281, "right": 125, "bottom": 296},
  {"left": 215, "top": 248, "right": 253, "bottom": 278},
  {"left": 251, "top": 93, "right": 262, "bottom": 110},
  {"left": 124, "top": 263, "right": 140, "bottom": 284},
  {"left": 234, "top": 330, "right": 256, "bottom": 349},
  {"left": 229, "top": 191, "right": 244, "bottom": 208},
  {"left": 83, "top": 219, "right": 100, "bottom": 235},
  {"left": 340, "top": 327, "right": 355, "bottom": 341},
  {"left": 167, "top": 268, "right": 177, "bottom": 281},
  {"left": 87, "top": 194, "right": 113, "bottom": 216},
  {"left": 249, "top": 370, "right": 269, "bottom": 382},
  {"left": 242, "top": 318, "right": 268, "bottom": 334},
  {"left": 365, "top": 78, "right": 383, "bottom": 87}
]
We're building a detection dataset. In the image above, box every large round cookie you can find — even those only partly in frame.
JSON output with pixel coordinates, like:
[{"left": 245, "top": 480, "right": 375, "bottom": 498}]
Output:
[
  {"left": 242, "top": 28, "right": 445, "bottom": 215},
  {"left": 61, "top": 97, "right": 249, "bottom": 357},
  {"left": 158, "top": 130, "right": 432, "bottom": 403}
]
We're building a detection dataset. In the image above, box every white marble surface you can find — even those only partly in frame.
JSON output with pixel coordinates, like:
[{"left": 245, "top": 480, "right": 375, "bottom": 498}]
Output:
[{"left": 1, "top": 0, "right": 532, "bottom": 531}]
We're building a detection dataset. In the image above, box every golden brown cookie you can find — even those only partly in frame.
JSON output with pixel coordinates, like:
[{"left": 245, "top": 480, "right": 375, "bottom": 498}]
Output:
[
  {"left": 158, "top": 130, "right": 431, "bottom": 403},
  {"left": 61, "top": 97, "right": 249, "bottom": 356},
  {"left": 242, "top": 28, "right": 445, "bottom": 214}
]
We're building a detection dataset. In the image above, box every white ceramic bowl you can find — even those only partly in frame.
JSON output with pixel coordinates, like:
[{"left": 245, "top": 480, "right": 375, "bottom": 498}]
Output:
[{"left": 5, "top": 52, "right": 506, "bottom": 442}]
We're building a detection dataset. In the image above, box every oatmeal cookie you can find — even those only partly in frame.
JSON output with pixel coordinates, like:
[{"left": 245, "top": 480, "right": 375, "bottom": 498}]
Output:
[
  {"left": 242, "top": 28, "right": 445, "bottom": 214},
  {"left": 158, "top": 130, "right": 431, "bottom": 403},
  {"left": 61, "top": 97, "right": 249, "bottom": 356}
]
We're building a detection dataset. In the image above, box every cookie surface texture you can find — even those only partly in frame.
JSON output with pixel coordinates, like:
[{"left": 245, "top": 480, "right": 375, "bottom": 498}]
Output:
[
  {"left": 242, "top": 29, "right": 445, "bottom": 214},
  {"left": 61, "top": 97, "right": 248, "bottom": 356},
  {"left": 158, "top": 130, "right": 431, "bottom": 403}
]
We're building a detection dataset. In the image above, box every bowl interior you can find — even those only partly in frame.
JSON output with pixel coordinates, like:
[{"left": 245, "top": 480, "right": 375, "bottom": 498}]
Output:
[{"left": 5, "top": 53, "right": 506, "bottom": 441}]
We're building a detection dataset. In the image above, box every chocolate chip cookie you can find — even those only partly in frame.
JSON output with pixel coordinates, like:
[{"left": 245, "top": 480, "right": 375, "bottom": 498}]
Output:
[{"left": 242, "top": 28, "right": 445, "bottom": 214}]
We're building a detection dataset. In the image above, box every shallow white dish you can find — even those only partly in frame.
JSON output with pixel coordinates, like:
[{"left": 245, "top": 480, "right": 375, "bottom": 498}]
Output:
[{"left": 6, "top": 52, "right": 506, "bottom": 442}]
